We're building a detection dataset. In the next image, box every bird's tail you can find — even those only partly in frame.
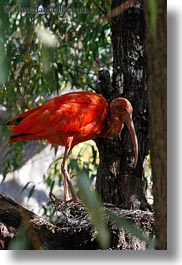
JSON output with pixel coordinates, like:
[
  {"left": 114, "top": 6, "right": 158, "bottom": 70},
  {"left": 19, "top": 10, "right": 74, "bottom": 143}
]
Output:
[{"left": 7, "top": 105, "right": 41, "bottom": 143}]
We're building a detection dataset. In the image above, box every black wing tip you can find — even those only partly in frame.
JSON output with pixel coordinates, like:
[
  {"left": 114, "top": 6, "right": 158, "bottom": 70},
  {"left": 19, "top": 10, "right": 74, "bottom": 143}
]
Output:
[
  {"left": 7, "top": 117, "right": 24, "bottom": 126},
  {"left": 9, "top": 133, "right": 33, "bottom": 140}
]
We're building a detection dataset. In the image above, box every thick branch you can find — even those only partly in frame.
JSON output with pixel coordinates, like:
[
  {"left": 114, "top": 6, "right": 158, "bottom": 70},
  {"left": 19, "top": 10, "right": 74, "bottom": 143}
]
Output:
[{"left": 0, "top": 192, "right": 154, "bottom": 250}]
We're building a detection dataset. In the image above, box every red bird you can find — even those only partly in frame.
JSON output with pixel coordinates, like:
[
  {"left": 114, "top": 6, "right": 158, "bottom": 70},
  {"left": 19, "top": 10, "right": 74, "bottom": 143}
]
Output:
[{"left": 7, "top": 91, "right": 138, "bottom": 202}]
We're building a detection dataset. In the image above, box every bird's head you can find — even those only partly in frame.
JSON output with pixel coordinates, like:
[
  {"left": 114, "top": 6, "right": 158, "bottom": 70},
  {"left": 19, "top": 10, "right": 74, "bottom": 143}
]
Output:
[{"left": 110, "top": 98, "right": 138, "bottom": 168}]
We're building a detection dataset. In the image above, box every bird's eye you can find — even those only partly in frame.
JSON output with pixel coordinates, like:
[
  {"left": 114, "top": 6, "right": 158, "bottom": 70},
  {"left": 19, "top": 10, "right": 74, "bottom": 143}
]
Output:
[{"left": 122, "top": 107, "right": 127, "bottom": 112}]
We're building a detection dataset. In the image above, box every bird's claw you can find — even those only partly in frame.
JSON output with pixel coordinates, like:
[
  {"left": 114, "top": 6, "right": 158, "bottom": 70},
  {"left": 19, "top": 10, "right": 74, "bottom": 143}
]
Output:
[{"left": 64, "top": 198, "right": 83, "bottom": 205}]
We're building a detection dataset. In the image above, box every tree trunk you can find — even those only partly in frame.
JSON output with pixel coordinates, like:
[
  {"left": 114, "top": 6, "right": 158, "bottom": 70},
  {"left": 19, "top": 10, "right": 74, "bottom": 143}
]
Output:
[
  {"left": 144, "top": 0, "right": 167, "bottom": 249},
  {"left": 96, "top": 0, "right": 149, "bottom": 210}
]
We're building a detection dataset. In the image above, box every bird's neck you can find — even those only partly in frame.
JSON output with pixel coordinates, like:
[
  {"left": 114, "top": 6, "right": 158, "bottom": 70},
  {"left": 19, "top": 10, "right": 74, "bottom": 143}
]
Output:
[{"left": 100, "top": 112, "right": 124, "bottom": 138}]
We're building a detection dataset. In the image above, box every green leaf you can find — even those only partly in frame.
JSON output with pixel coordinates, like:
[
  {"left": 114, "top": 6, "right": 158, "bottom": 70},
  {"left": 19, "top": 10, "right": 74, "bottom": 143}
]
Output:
[
  {"left": 9, "top": 228, "right": 31, "bottom": 250},
  {"left": 20, "top": 181, "right": 32, "bottom": 194},
  {"left": 76, "top": 166, "right": 110, "bottom": 249},
  {"left": 147, "top": 237, "right": 155, "bottom": 250},
  {"left": 28, "top": 185, "right": 35, "bottom": 200},
  {"left": 148, "top": 0, "right": 157, "bottom": 34},
  {"left": 50, "top": 179, "right": 55, "bottom": 193}
]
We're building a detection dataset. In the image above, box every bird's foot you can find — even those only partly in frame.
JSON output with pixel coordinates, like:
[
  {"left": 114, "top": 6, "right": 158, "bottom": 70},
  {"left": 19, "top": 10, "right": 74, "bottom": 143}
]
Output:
[
  {"left": 49, "top": 192, "right": 82, "bottom": 213},
  {"left": 64, "top": 192, "right": 82, "bottom": 204},
  {"left": 64, "top": 198, "right": 82, "bottom": 205}
]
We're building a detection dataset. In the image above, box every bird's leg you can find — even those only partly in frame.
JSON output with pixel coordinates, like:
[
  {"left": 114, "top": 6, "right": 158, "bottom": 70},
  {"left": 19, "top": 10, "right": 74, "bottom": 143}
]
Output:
[
  {"left": 61, "top": 144, "right": 80, "bottom": 203},
  {"left": 61, "top": 151, "right": 70, "bottom": 201},
  {"left": 61, "top": 136, "right": 72, "bottom": 201}
]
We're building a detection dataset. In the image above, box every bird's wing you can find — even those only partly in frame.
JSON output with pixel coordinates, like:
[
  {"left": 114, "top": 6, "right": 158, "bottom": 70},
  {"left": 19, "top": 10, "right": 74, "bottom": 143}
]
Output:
[{"left": 8, "top": 92, "right": 108, "bottom": 145}]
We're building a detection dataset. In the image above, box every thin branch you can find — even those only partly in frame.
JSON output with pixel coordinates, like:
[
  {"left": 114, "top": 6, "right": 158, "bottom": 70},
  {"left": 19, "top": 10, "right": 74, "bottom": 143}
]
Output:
[{"left": 105, "top": 0, "right": 138, "bottom": 20}]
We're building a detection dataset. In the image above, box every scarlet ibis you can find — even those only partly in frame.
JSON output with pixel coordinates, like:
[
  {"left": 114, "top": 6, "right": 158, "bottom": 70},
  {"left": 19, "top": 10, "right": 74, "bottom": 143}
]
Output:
[{"left": 7, "top": 91, "right": 138, "bottom": 202}]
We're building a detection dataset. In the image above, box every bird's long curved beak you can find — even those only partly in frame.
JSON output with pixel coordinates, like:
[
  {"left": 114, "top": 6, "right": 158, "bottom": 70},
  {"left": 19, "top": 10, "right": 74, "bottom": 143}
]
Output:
[{"left": 125, "top": 115, "right": 138, "bottom": 168}]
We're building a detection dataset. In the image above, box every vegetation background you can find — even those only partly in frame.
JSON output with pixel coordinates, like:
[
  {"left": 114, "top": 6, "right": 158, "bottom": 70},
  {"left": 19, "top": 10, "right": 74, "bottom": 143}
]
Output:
[{"left": 0, "top": 0, "right": 168, "bottom": 251}]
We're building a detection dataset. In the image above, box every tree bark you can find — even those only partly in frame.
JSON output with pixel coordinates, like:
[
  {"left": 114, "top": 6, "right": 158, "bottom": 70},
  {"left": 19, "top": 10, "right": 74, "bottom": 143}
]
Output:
[
  {"left": 96, "top": 0, "right": 149, "bottom": 210},
  {"left": 0, "top": 192, "right": 154, "bottom": 250},
  {"left": 144, "top": 0, "right": 167, "bottom": 250}
]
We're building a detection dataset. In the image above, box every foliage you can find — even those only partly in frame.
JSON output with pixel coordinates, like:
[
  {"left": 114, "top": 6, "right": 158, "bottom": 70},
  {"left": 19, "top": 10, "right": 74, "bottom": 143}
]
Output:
[
  {"left": 8, "top": 227, "right": 32, "bottom": 250},
  {"left": 0, "top": 0, "right": 112, "bottom": 247},
  {"left": 0, "top": 0, "right": 154, "bottom": 249},
  {"left": 42, "top": 141, "right": 99, "bottom": 219},
  {"left": 148, "top": 0, "right": 157, "bottom": 34},
  {"left": 0, "top": 0, "right": 112, "bottom": 173},
  {"left": 75, "top": 162, "right": 110, "bottom": 249}
]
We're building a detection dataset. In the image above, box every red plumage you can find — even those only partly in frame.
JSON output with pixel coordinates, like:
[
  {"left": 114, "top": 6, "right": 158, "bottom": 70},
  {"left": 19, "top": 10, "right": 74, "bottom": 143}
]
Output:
[
  {"left": 7, "top": 92, "right": 108, "bottom": 146},
  {"left": 7, "top": 91, "right": 138, "bottom": 202}
]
